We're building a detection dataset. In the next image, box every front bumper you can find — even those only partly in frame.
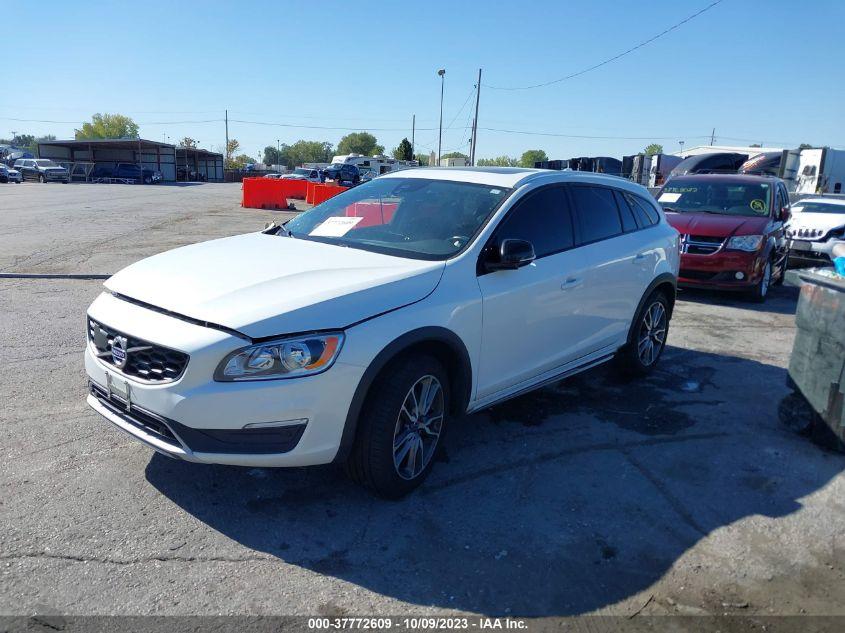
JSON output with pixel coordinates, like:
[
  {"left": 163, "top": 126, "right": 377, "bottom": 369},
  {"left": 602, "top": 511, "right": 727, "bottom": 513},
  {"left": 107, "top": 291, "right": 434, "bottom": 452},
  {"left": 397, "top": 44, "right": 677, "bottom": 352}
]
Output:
[
  {"left": 84, "top": 292, "right": 366, "bottom": 467},
  {"left": 43, "top": 172, "right": 68, "bottom": 181},
  {"left": 788, "top": 238, "right": 844, "bottom": 265},
  {"left": 678, "top": 250, "right": 764, "bottom": 289}
]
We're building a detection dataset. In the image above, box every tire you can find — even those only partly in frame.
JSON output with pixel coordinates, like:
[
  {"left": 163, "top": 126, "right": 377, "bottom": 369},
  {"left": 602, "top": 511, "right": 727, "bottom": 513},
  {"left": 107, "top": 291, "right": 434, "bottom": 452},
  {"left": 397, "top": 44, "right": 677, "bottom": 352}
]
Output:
[
  {"left": 143, "top": 176, "right": 152, "bottom": 185},
  {"left": 748, "top": 260, "right": 772, "bottom": 303},
  {"left": 345, "top": 354, "right": 450, "bottom": 498},
  {"left": 616, "top": 290, "right": 670, "bottom": 376},
  {"left": 773, "top": 253, "right": 788, "bottom": 286},
  {"left": 38, "top": 174, "right": 46, "bottom": 183}
]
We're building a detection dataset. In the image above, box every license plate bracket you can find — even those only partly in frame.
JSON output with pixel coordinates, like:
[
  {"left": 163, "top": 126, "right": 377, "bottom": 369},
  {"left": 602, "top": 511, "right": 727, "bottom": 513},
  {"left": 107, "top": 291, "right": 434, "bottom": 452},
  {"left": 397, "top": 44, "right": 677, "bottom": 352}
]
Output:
[{"left": 106, "top": 372, "right": 132, "bottom": 411}]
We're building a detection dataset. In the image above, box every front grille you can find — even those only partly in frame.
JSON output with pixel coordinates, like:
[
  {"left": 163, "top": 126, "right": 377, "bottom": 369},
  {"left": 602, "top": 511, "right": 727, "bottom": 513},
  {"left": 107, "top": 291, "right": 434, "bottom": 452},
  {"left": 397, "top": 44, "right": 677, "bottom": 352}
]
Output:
[
  {"left": 88, "top": 319, "right": 189, "bottom": 383},
  {"left": 90, "top": 382, "right": 182, "bottom": 448},
  {"left": 681, "top": 234, "right": 723, "bottom": 255}
]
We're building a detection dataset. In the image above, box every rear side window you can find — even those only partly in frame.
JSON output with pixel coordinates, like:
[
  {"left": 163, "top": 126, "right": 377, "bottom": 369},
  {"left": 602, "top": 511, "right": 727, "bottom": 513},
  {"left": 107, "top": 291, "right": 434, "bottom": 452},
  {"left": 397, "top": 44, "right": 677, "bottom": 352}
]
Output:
[
  {"left": 625, "top": 193, "right": 660, "bottom": 226},
  {"left": 570, "top": 186, "right": 623, "bottom": 243},
  {"left": 613, "top": 191, "right": 638, "bottom": 232},
  {"left": 493, "top": 187, "right": 574, "bottom": 257}
]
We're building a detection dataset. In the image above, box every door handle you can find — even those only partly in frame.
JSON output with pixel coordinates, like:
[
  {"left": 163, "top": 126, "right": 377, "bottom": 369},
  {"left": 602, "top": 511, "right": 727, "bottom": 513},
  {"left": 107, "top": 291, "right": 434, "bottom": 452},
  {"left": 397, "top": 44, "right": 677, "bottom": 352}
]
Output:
[{"left": 561, "top": 277, "right": 583, "bottom": 290}]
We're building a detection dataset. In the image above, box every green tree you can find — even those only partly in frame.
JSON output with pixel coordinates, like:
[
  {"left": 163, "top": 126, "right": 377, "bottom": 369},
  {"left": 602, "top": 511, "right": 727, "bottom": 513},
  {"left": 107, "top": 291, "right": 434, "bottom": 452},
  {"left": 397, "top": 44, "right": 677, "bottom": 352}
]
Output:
[
  {"left": 179, "top": 137, "right": 198, "bottom": 149},
  {"left": 393, "top": 138, "right": 414, "bottom": 161},
  {"left": 336, "top": 132, "right": 383, "bottom": 157},
  {"left": 225, "top": 139, "right": 241, "bottom": 168},
  {"left": 798, "top": 143, "right": 813, "bottom": 150},
  {"left": 520, "top": 149, "right": 548, "bottom": 167},
  {"left": 477, "top": 155, "right": 519, "bottom": 167},
  {"left": 75, "top": 113, "right": 139, "bottom": 140},
  {"left": 441, "top": 151, "right": 469, "bottom": 161},
  {"left": 414, "top": 153, "right": 429, "bottom": 166},
  {"left": 643, "top": 143, "right": 664, "bottom": 156},
  {"left": 263, "top": 144, "right": 285, "bottom": 167},
  {"left": 12, "top": 134, "right": 35, "bottom": 148},
  {"left": 286, "top": 140, "right": 334, "bottom": 168},
  {"left": 231, "top": 154, "right": 256, "bottom": 168}
]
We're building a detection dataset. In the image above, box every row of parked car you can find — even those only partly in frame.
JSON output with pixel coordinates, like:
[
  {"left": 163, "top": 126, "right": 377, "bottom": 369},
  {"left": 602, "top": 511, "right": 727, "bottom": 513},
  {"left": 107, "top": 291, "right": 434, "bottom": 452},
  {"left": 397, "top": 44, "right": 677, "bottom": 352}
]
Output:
[
  {"left": 0, "top": 159, "right": 164, "bottom": 185},
  {"left": 264, "top": 164, "right": 367, "bottom": 186}
]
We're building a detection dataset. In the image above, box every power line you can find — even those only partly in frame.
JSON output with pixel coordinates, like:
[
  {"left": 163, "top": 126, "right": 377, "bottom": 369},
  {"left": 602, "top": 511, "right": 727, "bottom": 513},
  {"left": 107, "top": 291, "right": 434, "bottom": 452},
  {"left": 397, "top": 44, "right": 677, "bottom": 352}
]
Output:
[
  {"left": 444, "top": 86, "right": 476, "bottom": 130},
  {"left": 483, "top": 0, "right": 725, "bottom": 91},
  {"left": 229, "top": 118, "right": 437, "bottom": 132},
  {"left": 480, "top": 126, "right": 711, "bottom": 140}
]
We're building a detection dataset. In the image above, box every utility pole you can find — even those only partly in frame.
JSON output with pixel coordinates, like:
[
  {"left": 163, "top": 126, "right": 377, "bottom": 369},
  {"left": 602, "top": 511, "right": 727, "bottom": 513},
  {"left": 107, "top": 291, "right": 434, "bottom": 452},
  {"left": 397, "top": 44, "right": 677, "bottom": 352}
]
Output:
[
  {"left": 437, "top": 69, "right": 446, "bottom": 165},
  {"left": 470, "top": 68, "right": 482, "bottom": 166},
  {"left": 224, "top": 109, "right": 229, "bottom": 168},
  {"left": 411, "top": 114, "right": 415, "bottom": 159},
  {"left": 710, "top": 128, "right": 715, "bottom": 146}
]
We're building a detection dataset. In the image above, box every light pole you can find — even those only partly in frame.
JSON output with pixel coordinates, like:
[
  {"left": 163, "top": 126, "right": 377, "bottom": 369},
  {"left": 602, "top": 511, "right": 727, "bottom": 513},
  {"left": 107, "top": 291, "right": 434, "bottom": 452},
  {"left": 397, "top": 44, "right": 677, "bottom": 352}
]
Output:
[
  {"left": 277, "top": 139, "right": 280, "bottom": 171},
  {"left": 679, "top": 140, "right": 685, "bottom": 157},
  {"left": 437, "top": 68, "right": 446, "bottom": 166}
]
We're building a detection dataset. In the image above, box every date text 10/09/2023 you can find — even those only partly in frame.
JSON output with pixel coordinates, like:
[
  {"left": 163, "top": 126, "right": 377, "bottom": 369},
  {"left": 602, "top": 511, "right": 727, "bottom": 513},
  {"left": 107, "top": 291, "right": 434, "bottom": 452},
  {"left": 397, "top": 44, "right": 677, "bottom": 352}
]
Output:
[{"left": 307, "top": 617, "right": 528, "bottom": 630}]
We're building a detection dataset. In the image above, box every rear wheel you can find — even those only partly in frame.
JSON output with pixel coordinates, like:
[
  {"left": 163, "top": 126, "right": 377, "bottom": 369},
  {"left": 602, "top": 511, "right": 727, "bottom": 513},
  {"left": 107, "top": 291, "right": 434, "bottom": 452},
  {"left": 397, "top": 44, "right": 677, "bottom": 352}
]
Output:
[
  {"left": 346, "top": 354, "right": 449, "bottom": 498},
  {"left": 616, "top": 290, "right": 670, "bottom": 376},
  {"left": 38, "top": 174, "right": 46, "bottom": 183}
]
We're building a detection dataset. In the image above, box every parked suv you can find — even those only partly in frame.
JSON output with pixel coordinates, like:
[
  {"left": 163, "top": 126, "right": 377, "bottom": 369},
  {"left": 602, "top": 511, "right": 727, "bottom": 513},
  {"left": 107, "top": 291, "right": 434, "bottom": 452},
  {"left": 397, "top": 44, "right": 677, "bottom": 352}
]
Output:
[
  {"left": 84, "top": 168, "right": 679, "bottom": 497},
  {"left": 322, "top": 163, "right": 360, "bottom": 185},
  {"left": 14, "top": 158, "right": 69, "bottom": 183},
  {"left": 282, "top": 167, "right": 324, "bottom": 182},
  {"left": 657, "top": 174, "right": 790, "bottom": 302},
  {"left": 784, "top": 197, "right": 845, "bottom": 266}
]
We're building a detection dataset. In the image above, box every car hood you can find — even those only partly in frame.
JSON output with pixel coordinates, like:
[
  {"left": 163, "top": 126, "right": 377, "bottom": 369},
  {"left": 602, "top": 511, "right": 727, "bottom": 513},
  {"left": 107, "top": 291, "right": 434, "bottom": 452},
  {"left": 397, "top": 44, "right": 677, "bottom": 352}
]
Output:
[
  {"left": 788, "top": 212, "right": 845, "bottom": 234},
  {"left": 105, "top": 233, "right": 445, "bottom": 339},
  {"left": 665, "top": 212, "right": 769, "bottom": 238}
]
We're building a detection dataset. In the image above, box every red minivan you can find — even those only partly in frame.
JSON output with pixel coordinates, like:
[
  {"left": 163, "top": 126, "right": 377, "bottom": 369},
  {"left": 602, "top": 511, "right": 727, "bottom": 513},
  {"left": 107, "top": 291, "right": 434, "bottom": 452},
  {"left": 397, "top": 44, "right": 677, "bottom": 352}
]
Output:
[{"left": 656, "top": 174, "right": 790, "bottom": 302}]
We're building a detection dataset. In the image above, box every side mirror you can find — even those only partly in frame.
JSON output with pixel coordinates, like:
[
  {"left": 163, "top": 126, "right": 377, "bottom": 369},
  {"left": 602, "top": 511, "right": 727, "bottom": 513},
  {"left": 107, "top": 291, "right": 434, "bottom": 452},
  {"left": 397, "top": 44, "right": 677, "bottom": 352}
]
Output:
[
  {"left": 780, "top": 206, "right": 791, "bottom": 222},
  {"left": 485, "top": 238, "right": 536, "bottom": 272}
]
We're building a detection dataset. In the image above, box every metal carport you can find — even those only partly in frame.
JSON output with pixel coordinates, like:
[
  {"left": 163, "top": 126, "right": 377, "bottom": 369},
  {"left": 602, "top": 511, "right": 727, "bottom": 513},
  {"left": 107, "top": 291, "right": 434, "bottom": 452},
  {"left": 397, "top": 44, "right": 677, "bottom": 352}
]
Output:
[{"left": 37, "top": 138, "right": 177, "bottom": 182}]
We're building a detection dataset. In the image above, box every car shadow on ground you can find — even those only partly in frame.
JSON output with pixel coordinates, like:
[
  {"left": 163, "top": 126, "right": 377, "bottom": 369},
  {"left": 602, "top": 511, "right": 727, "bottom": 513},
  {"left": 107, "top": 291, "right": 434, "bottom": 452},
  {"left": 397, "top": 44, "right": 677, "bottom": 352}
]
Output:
[
  {"left": 146, "top": 346, "right": 843, "bottom": 616},
  {"left": 677, "top": 284, "right": 799, "bottom": 315}
]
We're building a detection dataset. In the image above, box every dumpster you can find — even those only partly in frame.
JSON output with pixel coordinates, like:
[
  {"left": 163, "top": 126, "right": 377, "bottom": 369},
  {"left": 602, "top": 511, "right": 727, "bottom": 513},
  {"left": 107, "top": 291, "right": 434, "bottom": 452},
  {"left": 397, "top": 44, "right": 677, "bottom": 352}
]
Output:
[{"left": 783, "top": 267, "right": 845, "bottom": 450}]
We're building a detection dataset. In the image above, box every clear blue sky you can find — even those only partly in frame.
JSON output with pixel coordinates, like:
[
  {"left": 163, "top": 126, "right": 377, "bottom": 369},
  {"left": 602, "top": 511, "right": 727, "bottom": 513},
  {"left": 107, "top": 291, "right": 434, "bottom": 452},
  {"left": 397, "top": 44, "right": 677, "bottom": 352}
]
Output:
[{"left": 5, "top": 0, "right": 844, "bottom": 160}]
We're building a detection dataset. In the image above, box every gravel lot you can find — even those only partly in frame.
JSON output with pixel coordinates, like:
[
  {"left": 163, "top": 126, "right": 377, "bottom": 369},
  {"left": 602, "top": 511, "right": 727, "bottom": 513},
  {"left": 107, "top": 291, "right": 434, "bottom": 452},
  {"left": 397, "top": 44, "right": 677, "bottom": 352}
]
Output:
[{"left": 1, "top": 182, "right": 843, "bottom": 619}]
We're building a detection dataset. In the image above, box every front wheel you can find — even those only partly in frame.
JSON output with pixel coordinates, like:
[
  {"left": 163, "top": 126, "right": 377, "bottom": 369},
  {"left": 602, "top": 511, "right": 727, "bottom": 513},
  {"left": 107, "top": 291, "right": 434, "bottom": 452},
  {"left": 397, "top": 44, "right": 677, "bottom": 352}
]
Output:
[
  {"left": 616, "top": 290, "right": 670, "bottom": 376},
  {"left": 749, "top": 260, "right": 772, "bottom": 303},
  {"left": 38, "top": 174, "right": 46, "bottom": 183},
  {"left": 346, "top": 354, "right": 449, "bottom": 498}
]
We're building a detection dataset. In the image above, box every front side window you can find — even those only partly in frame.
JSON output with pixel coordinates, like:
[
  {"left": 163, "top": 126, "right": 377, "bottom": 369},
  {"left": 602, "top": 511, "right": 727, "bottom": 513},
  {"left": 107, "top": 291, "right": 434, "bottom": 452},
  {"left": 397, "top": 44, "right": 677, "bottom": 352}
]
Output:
[
  {"left": 34, "top": 160, "right": 57, "bottom": 167},
  {"left": 285, "top": 177, "right": 510, "bottom": 260},
  {"left": 570, "top": 185, "right": 623, "bottom": 243},
  {"left": 492, "top": 187, "right": 574, "bottom": 258},
  {"left": 658, "top": 178, "right": 771, "bottom": 217}
]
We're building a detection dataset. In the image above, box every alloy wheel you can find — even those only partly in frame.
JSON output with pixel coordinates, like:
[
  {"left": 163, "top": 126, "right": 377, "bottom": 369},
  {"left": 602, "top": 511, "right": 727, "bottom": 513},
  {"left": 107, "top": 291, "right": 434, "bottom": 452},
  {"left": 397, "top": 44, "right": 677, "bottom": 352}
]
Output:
[
  {"left": 392, "top": 374, "right": 444, "bottom": 480},
  {"left": 637, "top": 301, "right": 667, "bottom": 367},
  {"left": 760, "top": 262, "right": 771, "bottom": 297}
]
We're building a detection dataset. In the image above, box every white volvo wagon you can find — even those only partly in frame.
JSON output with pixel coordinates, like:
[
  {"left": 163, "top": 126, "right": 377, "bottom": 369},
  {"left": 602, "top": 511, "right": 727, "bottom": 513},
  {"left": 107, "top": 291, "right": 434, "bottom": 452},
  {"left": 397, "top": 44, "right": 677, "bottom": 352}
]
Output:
[{"left": 85, "top": 168, "right": 680, "bottom": 497}]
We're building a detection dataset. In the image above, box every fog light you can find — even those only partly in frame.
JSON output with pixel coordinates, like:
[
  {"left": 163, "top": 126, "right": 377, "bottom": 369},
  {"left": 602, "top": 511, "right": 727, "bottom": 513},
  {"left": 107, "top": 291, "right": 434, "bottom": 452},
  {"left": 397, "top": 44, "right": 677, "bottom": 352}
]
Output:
[{"left": 735, "top": 272, "right": 745, "bottom": 280}]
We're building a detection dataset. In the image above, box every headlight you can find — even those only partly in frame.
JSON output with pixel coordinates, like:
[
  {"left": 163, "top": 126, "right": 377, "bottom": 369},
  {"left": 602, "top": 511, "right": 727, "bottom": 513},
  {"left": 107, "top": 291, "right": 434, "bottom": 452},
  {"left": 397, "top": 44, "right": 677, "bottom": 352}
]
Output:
[
  {"left": 726, "top": 235, "right": 763, "bottom": 251},
  {"left": 214, "top": 332, "right": 344, "bottom": 381}
]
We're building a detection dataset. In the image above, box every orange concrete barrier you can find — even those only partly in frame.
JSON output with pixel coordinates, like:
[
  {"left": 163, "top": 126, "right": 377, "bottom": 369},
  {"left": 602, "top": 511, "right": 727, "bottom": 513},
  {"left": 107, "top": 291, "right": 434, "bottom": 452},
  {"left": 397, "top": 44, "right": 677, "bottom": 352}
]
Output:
[
  {"left": 279, "top": 179, "right": 308, "bottom": 200},
  {"left": 344, "top": 201, "right": 398, "bottom": 227},
  {"left": 306, "top": 181, "right": 318, "bottom": 205},
  {"left": 241, "top": 177, "right": 290, "bottom": 210},
  {"left": 312, "top": 184, "right": 348, "bottom": 205}
]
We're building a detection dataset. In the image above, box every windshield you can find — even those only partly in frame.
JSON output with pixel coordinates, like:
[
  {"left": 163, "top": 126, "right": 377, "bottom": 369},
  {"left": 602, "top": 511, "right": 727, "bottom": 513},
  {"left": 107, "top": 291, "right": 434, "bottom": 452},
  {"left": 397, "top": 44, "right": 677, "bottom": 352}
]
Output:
[
  {"left": 658, "top": 179, "right": 771, "bottom": 217},
  {"left": 792, "top": 202, "right": 845, "bottom": 215},
  {"left": 285, "top": 177, "right": 511, "bottom": 260},
  {"left": 293, "top": 168, "right": 311, "bottom": 175},
  {"left": 34, "top": 160, "right": 58, "bottom": 167}
]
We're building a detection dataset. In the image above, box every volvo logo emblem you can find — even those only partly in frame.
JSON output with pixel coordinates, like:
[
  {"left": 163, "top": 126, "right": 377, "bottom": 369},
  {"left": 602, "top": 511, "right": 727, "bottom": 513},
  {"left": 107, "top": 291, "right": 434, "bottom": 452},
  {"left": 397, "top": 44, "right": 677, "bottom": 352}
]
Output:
[{"left": 111, "top": 336, "right": 128, "bottom": 369}]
